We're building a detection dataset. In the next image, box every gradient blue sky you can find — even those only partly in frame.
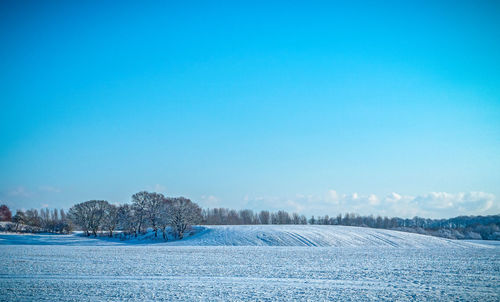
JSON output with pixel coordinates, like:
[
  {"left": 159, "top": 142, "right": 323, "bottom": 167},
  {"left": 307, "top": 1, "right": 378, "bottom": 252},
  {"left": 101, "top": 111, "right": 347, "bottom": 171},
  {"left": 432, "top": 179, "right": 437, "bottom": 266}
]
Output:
[{"left": 1, "top": 1, "right": 499, "bottom": 218}]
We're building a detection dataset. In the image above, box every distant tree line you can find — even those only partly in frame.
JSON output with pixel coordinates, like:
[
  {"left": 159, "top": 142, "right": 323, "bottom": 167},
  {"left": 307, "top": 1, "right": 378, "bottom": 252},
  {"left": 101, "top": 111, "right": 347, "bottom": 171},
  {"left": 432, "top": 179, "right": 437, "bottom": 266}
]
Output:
[
  {"left": 1, "top": 200, "right": 499, "bottom": 240},
  {"left": 307, "top": 213, "right": 500, "bottom": 240},
  {"left": 202, "top": 208, "right": 308, "bottom": 225},
  {"left": 3, "top": 207, "right": 72, "bottom": 234}
]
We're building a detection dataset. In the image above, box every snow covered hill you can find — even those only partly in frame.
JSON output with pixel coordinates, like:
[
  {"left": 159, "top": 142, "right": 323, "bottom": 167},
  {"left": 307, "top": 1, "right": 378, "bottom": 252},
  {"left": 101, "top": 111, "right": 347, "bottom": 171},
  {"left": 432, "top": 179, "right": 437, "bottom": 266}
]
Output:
[
  {"left": 169, "top": 225, "right": 481, "bottom": 248},
  {"left": 1, "top": 225, "right": 490, "bottom": 248}
]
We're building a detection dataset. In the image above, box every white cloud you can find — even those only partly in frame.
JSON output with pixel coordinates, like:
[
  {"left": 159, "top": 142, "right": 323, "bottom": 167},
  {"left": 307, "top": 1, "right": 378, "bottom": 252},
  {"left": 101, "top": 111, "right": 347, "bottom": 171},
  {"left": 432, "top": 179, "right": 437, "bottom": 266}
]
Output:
[
  {"left": 413, "top": 191, "right": 497, "bottom": 215},
  {"left": 200, "top": 195, "right": 220, "bottom": 207},
  {"left": 386, "top": 192, "right": 403, "bottom": 203},
  {"left": 368, "top": 194, "right": 379, "bottom": 206},
  {"left": 144, "top": 184, "right": 167, "bottom": 193},
  {"left": 326, "top": 190, "right": 340, "bottom": 204},
  {"left": 242, "top": 190, "right": 499, "bottom": 218},
  {"left": 8, "top": 186, "right": 32, "bottom": 197}
]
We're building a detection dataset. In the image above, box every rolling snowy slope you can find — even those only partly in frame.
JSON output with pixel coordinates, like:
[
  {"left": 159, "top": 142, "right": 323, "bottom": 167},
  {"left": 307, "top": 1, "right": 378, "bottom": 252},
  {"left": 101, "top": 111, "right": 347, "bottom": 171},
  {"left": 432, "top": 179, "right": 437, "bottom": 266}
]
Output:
[{"left": 170, "top": 225, "right": 481, "bottom": 248}]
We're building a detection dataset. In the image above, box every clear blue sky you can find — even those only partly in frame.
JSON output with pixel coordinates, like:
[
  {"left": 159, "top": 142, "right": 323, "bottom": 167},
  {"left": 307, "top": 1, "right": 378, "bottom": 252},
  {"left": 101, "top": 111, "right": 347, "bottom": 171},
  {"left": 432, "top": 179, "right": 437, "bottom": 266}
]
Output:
[{"left": 1, "top": 1, "right": 499, "bottom": 218}]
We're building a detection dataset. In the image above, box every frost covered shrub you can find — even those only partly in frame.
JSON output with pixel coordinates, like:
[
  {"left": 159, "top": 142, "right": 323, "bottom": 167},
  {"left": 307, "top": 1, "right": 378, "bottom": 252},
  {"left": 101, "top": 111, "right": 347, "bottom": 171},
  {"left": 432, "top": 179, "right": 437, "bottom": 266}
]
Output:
[{"left": 0, "top": 222, "right": 14, "bottom": 232}]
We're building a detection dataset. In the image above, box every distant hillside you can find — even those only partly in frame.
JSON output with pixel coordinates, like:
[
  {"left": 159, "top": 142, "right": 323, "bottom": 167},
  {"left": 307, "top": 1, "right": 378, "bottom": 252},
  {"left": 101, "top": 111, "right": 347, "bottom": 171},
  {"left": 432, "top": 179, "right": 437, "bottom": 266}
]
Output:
[
  {"left": 202, "top": 209, "right": 500, "bottom": 240},
  {"left": 169, "top": 225, "right": 482, "bottom": 248}
]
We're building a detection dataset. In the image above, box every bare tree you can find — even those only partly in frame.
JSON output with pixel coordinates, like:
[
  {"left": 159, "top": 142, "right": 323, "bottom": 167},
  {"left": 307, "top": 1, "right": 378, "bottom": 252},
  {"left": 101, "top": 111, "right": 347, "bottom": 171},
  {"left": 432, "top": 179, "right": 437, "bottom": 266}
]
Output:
[
  {"left": 68, "top": 203, "right": 89, "bottom": 236},
  {"left": 12, "top": 210, "right": 25, "bottom": 231},
  {"left": 271, "top": 212, "right": 279, "bottom": 224},
  {"left": 277, "top": 210, "right": 291, "bottom": 224},
  {"left": 158, "top": 198, "right": 172, "bottom": 241},
  {"left": 227, "top": 209, "right": 240, "bottom": 225},
  {"left": 131, "top": 191, "right": 149, "bottom": 235},
  {"left": 40, "top": 208, "right": 50, "bottom": 230},
  {"left": 25, "top": 209, "right": 41, "bottom": 230},
  {"left": 117, "top": 204, "right": 137, "bottom": 236},
  {"left": 239, "top": 209, "right": 255, "bottom": 224},
  {"left": 167, "top": 197, "right": 202, "bottom": 239},
  {"left": 146, "top": 192, "right": 166, "bottom": 238},
  {"left": 60, "top": 209, "right": 67, "bottom": 222},
  {"left": 68, "top": 200, "right": 109, "bottom": 237},
  {"left": 258, "top": 210, "right": 270, "bottom": 224},
  {"left": 103, "top": 204, "right": 119, "bottom": 237}
]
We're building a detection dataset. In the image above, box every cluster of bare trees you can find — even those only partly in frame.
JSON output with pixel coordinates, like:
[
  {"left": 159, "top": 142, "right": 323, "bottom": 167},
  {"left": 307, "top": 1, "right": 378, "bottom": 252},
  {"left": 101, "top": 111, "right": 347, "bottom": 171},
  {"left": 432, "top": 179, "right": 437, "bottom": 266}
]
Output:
[
  {"left": 202, "top": 208, "right": 308, "bottom": 225},
  {"left": 68, "top": 191, "right": 202, "bottom": 240},
  {"left": 9, "top": 208, "right": 72, "bottom": 233},
  {"left": 69, "top": 200, "right": 114, "bottom": 237}
]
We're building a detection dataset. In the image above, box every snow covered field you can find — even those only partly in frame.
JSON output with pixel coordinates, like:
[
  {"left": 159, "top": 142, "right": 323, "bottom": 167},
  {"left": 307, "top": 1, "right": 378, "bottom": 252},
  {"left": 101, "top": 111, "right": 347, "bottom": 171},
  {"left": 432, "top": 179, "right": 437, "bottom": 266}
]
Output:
[{"left": 1, "top": 226, "right": 499, "bottom": 301}]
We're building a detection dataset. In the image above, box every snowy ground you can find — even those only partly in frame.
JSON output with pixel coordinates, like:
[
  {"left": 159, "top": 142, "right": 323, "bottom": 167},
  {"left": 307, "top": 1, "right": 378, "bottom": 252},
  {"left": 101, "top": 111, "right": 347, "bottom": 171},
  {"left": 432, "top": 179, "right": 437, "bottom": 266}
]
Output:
[{"left": 1, "top": 226, "right": 499, "bottom": 301}]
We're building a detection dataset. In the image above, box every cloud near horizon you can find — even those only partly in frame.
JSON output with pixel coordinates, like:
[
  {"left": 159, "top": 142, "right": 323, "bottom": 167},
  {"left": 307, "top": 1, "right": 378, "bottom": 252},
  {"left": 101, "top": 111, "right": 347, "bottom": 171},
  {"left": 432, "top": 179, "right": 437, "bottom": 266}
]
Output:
[{"left": 243, "top": 190, "right": 498, "bottom": 219}]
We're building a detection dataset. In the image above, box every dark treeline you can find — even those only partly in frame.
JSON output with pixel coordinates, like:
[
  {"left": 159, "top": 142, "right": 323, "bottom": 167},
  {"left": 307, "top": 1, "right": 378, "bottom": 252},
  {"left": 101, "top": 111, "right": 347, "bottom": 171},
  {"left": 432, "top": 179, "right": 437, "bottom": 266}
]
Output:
[
  {"left": 202, "top": 209, "right": 308, "bottom": 225},
  {"left": 7, "top": 208, "right": 72, "bottom": 234},
  {"left": 310, "top": 213, "right": 500, "bottom": 240}
]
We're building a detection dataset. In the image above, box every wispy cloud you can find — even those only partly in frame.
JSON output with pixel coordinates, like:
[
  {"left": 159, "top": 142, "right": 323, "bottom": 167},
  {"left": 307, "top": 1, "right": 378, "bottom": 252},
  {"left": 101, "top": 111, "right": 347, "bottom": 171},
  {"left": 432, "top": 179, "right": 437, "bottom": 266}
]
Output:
[
  {"left": 144, "top": 184, "right": 167, "bottom": 193},
  {"left": 8, "top": 186, "right": 32, "bottom": 197},
  {"left": 38, "top": 186, "right": 61, "bottom": 193},
  {"left": 200, "top": 195, "right": 220, "bottom": 207}
]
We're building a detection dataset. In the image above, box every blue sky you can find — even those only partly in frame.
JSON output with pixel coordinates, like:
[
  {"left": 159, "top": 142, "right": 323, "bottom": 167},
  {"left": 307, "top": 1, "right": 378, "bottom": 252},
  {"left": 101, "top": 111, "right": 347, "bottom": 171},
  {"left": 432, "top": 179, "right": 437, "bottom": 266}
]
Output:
[{"left": 1, "top": 1, "right": 499, "bottom": 218}]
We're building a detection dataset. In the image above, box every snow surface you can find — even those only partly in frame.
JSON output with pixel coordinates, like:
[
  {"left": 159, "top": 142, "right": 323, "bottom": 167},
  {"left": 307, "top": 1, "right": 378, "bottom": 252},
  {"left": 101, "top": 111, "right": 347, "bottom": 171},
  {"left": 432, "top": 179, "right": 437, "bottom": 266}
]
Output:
[
  {"left": 1, "top": 226, "right": 499, "bottom": 301},
  {"left": 0, "top": 225, "right": 492, "bottom": 248},
  {"left": 1, "top": 245, "right": 499, "bottom": 301}
]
